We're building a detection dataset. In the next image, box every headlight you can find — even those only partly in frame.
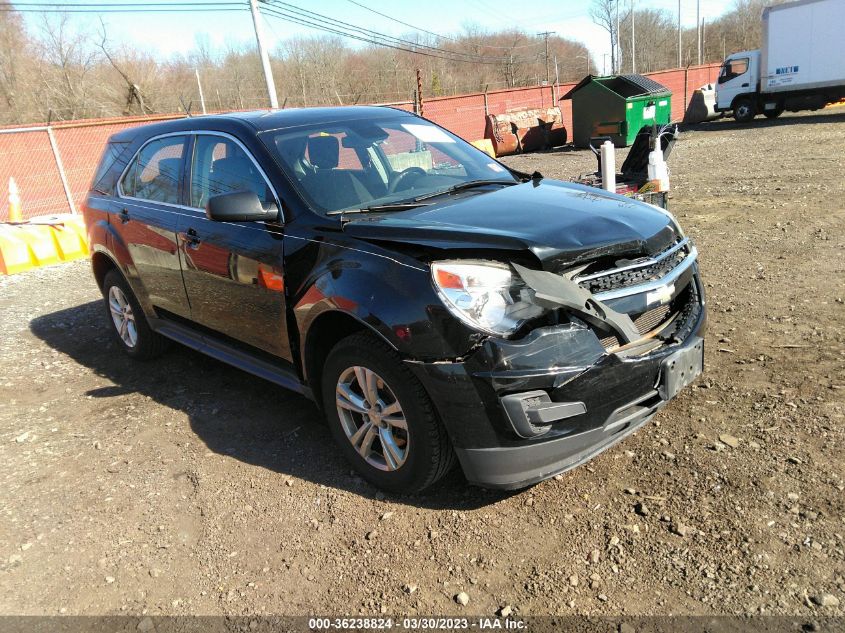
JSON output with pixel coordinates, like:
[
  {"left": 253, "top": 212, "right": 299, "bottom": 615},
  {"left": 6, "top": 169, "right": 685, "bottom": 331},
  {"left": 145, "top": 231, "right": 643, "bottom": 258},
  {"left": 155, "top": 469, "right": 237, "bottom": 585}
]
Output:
[{"left": 431, "top": 261, "right": 546, "bottom": 336}]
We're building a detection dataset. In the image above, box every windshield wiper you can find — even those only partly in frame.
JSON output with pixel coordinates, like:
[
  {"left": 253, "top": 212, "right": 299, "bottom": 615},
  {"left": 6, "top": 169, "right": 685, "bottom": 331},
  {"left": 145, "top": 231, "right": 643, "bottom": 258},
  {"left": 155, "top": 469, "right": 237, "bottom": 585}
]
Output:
[
  {"left": 326, "top": 180, "right": 518, "bottom": 217},
  {"left": 411, "top": 179, "right": 518, "bottom": 202},
  {"left": 507, "top": 168, "right": 544, "bottom": 183},
  {"left": 326, "top": 201, "right": 434, "bottom": 216}
]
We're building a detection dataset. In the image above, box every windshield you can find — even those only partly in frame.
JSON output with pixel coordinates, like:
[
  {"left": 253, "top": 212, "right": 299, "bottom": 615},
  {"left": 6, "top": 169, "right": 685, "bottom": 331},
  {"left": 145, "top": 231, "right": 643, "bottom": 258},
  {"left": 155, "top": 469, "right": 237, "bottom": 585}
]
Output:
[{"left": 260, "top": 115, "right": 516, "bottom": 215}]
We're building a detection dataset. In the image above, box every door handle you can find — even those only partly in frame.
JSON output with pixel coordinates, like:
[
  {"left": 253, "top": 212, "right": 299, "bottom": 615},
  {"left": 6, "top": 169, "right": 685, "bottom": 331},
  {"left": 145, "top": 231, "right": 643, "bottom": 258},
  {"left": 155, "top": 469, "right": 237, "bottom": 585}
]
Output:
[
  {"left": 741, "top": 83, "right": 749, "bottom": 87},
  {"left": 118, "top": 208, "right": 130, "bottom": 224},
  {"left": 182, "top": 227, "right": 201, "bottom": 249}
]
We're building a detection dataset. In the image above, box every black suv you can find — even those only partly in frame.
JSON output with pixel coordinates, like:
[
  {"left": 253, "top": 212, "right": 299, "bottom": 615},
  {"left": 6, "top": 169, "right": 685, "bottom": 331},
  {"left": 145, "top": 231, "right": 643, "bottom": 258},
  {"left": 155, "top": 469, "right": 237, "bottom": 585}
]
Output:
[{"left": 84, "top": 106, "right": 705, "bottom": 493}]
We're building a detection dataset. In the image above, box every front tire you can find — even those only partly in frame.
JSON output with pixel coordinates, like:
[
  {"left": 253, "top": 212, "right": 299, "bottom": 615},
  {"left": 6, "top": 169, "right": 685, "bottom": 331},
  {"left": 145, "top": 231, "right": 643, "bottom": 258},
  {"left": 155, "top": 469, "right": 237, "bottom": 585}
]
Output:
[
  {"left": 321, "top": 333, "right": 455, "bottom": 493},
  {"left": 733, "top": 97, "right": 757, "bottom": 123},
  {"left": 102, "top": 269, "right": 169, "bottom": 360}
]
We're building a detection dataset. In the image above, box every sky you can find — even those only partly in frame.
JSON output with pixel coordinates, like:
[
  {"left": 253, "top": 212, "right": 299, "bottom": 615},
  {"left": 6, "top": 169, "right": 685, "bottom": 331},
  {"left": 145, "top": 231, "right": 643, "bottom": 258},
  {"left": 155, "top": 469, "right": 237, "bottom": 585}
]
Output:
[{"left": 22, "top": 0, "right": 736, "bottom": 72}]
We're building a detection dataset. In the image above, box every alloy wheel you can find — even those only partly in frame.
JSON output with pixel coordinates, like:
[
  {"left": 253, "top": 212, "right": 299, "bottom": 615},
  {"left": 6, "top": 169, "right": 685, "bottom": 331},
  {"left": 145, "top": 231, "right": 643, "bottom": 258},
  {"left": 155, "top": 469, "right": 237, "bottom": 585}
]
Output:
[
  {"left": 335, "top": 366, "right": 409, "bottom": 471},
  {"left": 108, "top": 285, "right": 138, "bottom": 348}
]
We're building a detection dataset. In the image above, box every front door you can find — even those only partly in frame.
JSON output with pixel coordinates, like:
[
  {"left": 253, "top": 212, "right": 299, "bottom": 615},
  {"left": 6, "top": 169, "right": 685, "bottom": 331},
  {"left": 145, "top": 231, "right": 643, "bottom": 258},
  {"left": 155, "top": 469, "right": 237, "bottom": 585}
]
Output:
[
  {"left": 716, "top": 54, "right": 757, "bottom": 110},
  {"left": 177, "top": 133, "right": 291, "bottom": 361},
  {"left": 115, "top": 134, "right": 192, "bottom": 318}
]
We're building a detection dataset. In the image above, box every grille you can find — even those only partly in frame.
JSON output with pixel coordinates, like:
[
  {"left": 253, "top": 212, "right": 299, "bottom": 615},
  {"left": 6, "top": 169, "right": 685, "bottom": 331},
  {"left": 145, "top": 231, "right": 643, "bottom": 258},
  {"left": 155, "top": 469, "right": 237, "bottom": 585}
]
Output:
[
  {"left": 578, "top": 247, "right": 687, "bottom": 295},
  {"left": 599, "top": 304, "right": 671, "bottom": 350}
]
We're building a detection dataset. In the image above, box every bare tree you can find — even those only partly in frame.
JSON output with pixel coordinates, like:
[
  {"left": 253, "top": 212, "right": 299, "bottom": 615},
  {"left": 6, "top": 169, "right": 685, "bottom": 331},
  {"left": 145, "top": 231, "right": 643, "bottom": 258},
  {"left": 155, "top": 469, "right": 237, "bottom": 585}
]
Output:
[
  {"left": 36, "top": 12, "right": 100, "bottom": 120},
  {"left": 0, "top": 2, "right": 34, "bottom": 122},
  {"left": 590, "top": 0, "right": 618, "bottom": 74},
  {"left": 4, "top": 0, "right": 759, "bottom": 126},
  {"left": 96, "top": 19, "right": 152, "bottom": 115},
  {"left": 619, "top": 8, "right": 676, "bottom": 73}
]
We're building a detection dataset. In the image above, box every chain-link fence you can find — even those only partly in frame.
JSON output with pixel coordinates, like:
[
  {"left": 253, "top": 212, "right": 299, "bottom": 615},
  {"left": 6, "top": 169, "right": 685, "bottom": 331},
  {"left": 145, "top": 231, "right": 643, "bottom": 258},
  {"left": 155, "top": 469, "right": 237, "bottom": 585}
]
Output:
[
  {"left": 0, "top": 64, "right": 722, "bottom": 222},
  {"left": 0, "top": 127, "right": 69, "bottom": 221}
]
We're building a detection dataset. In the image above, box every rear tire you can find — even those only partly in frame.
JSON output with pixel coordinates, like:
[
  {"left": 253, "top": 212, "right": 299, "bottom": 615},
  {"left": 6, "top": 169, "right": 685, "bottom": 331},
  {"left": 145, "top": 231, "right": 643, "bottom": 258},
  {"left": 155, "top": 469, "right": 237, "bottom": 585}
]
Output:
[
  {"left": 733, "top": 97, "right": 757, "bottom": 123},
  {"left": 321, "top": 332, "right": 455, "bottom": 493},
  {"left": 102, "top": 269, "right": 169, "bottom": 360},
  {"left": 763, "top": 107, "right": 784, "bottom": 119}
]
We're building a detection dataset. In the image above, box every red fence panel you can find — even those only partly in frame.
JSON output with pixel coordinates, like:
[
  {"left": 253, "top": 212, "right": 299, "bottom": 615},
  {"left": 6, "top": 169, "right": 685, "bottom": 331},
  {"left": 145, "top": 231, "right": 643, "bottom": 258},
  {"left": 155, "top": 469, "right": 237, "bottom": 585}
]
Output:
[
  {"left": 0, "top": 64, "right": 726, "bottom": 221},
  {"left": 0, "top": 130, "right": 64, "bottom": 222},
  {"left": 53, "top": 118, "right": 183, "bottom": 213}
]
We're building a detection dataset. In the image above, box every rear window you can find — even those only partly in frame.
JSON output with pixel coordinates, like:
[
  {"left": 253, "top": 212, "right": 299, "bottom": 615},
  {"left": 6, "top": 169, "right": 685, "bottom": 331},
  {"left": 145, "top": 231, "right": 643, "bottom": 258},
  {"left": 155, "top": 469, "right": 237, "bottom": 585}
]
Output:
[
  {"left": 91, "top": 141, "right": 132, "bottom": 194},
  {"left": 120, "top": 136, "right": 187, "bottom": 205}
]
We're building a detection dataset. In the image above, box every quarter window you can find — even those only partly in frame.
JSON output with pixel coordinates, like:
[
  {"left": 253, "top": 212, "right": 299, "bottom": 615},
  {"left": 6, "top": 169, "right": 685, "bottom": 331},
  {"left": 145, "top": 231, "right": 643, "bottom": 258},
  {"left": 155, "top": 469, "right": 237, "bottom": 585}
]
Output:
[
  {"left": 190, "top": 135, "right": 273, "bottom": 209},
  {"left": 121, "top": 136, "right": 186, "bottom": 204}
]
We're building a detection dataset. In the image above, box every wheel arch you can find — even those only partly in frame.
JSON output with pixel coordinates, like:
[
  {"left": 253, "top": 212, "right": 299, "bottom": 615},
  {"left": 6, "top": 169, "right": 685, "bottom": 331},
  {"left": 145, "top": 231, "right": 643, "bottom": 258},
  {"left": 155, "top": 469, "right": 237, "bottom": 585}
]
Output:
[
  {"left": 91, "top": 250, "right": 119, "bottom": 290},
  {"left": 730, "top": 93, "right": 757, "bottom": 111},
  {"left": 302, "top": 309, "right": 398, "bottom": 409}
]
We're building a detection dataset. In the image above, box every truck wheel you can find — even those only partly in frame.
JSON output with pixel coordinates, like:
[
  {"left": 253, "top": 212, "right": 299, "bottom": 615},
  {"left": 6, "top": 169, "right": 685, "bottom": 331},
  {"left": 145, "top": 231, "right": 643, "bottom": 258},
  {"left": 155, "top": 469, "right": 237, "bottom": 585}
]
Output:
[
  {"left": 764, "top": 107, "right": 784, "bottom": 119},
  {"left": 102, "top": 269, "right": 169, "bottom": 360},
  {"left": 733, "top": 97, "right": 757, "bottom": 123},
  {"left": 321, "top": 332, "right": 456, "bottom": 493}
]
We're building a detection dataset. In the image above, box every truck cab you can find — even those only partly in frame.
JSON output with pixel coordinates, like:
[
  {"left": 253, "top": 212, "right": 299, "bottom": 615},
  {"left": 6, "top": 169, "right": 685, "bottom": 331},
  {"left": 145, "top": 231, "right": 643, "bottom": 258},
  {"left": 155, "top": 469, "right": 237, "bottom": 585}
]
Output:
[{"left": 715, "top": 50, "right": 760, "bottom": 119}]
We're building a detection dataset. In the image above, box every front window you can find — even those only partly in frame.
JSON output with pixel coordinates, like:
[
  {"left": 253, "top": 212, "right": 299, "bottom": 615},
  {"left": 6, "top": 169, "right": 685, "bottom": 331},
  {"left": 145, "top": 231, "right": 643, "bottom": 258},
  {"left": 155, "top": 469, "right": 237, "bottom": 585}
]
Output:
[
  {"left": 190, "top": 135, "right": 275, "bottom": 209},
  {"left": 718, "top": 57, "right": 749, "bottom": 84},
  {"left": 261, "top": 115, "right": 515, "bottom": 215}
]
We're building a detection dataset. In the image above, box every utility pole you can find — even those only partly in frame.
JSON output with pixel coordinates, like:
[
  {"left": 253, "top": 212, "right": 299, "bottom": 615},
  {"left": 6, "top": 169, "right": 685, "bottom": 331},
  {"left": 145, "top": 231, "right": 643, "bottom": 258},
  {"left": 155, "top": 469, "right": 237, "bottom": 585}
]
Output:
[
  {"left": 537, "top": 31, "right": 554, "bottom": 83},
  {"left": 615, "top": 0, "right": 620, "bottom": 74},
  {"left": 678, "top": 0, "right": 682, "bottom": 68},
  {"left": 249, "top": 0, "right": 278, "bottom": 109},
  {"left": 631, "top": 0, "right": 636, "bottom": 74},
  {"left": 195, "top": 68, "right": 206, "bottom": 114},
  {"left": 696, "top": 0, "right": 701, "bottom": 66}
]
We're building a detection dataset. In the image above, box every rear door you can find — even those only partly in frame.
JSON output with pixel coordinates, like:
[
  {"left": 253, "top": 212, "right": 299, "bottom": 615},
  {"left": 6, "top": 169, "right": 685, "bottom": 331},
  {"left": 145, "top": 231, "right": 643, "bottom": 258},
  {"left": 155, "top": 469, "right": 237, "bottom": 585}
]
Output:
[
  {"left": 115, "top": 134, "right": 192, "bottom": 318},
  {"left": 177, "top": 132, "right": 291, "bottom": 360}
]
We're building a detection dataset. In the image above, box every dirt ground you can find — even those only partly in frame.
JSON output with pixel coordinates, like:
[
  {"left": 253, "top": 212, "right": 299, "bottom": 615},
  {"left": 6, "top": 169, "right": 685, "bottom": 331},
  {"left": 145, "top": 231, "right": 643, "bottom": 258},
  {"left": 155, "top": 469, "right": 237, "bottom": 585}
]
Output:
[{"left": 1, "top": 109, "right": 844, "bottom": 621}]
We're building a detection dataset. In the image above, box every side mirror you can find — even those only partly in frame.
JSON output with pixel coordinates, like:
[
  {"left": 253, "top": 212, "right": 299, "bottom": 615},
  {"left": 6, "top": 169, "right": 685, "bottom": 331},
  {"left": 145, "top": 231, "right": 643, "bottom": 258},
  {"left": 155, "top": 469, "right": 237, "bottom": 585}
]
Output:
[{"left": 206, "top": 191, "right": 278, "bottom": 223}]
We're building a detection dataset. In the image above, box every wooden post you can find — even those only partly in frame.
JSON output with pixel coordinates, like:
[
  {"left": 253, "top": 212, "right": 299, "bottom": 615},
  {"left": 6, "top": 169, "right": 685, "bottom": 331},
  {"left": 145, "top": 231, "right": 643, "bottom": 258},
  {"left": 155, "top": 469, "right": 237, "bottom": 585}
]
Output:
[{"left": 416, "top": 68, "right": 424, "bottom": 118}]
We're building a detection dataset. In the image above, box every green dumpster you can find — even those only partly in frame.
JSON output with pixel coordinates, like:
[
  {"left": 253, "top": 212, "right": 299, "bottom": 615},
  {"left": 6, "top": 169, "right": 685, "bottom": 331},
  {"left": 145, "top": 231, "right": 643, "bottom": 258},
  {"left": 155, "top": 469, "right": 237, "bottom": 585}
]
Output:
[{"left": 561, "top": 74, "right": 672, "bottom": 148}]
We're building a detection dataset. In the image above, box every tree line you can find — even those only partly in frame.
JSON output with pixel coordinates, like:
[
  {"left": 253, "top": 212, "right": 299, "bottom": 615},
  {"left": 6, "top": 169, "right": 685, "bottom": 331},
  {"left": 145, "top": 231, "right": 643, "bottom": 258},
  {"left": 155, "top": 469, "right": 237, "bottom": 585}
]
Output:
[
  {"left": 595, "top": 0, "right": 777, "bottom": 75},
  {"left": 1, "top": 0, "right": 772, "bottom": 126}
]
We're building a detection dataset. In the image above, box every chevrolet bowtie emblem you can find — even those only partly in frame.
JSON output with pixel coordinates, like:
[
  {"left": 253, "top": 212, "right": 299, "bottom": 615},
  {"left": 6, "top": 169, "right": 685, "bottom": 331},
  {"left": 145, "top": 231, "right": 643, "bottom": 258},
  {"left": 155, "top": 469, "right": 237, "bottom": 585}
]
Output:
[{"left": 647, "top": 283, "right": 675, "bottom": 306}]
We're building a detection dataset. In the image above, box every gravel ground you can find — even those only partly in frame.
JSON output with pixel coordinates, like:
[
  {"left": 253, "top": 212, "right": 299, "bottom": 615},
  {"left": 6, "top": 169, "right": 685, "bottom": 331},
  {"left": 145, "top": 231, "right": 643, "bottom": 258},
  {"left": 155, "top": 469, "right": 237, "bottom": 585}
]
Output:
[{"left": 1, "top": 110, "right": 843, "bottom": 620}]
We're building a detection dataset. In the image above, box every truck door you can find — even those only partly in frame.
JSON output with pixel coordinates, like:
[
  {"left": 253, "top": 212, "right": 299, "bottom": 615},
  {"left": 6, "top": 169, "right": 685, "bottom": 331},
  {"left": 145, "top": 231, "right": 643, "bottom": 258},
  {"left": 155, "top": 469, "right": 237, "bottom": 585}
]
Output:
[
  {"left": 177, "top": 132, "right": 292, "bottom": 362},
  {"left": 716, "top": 54, "right": 756, "bottom": 110}
]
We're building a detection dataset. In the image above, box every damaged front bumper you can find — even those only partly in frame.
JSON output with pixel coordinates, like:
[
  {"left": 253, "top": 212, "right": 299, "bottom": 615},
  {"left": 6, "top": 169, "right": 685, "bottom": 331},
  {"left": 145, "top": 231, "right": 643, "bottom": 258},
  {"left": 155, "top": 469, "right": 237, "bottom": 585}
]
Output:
[{"left": 405, "top": 267, "right": 707, "bottom": 490}]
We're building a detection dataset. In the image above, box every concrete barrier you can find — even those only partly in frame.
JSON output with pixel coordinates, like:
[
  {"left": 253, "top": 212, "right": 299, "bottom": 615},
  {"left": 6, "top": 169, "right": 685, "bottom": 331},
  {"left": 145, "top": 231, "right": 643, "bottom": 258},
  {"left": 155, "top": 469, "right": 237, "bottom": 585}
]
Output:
[{"left": 0, "top": 214, "right": 88, "bottom": 275}]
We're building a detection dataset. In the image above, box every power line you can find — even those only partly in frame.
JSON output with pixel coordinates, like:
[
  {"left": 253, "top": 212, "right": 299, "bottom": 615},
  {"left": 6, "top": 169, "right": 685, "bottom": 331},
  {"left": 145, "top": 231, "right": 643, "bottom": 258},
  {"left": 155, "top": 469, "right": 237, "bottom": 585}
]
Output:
[
  {"left": 343, "top": 0, "right": 543, "bottom": 50},
  {"left": 11, "top": 2, "right": 243, "bottom": 5},
  {"left": 4, "top": 2, "right": 244, "bottom": 13},
  {"left": 262, "top": 0, "right": 520, "bottom": 63},
  {"left": 344, "top": 0, "right": 459, "bottom": 42},
  {"left": 2, "top": 8, "right": 244, "bottom": 13},
  {"left": 262, "top": 5, "right": 506, "bottom": 65}
]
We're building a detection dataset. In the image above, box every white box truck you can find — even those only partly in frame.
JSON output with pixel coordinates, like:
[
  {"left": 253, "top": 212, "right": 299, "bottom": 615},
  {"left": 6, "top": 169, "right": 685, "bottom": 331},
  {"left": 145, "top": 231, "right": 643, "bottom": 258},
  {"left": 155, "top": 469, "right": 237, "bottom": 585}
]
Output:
[{"left": 715, "top": 0, "right": 845, "bottom": 122}]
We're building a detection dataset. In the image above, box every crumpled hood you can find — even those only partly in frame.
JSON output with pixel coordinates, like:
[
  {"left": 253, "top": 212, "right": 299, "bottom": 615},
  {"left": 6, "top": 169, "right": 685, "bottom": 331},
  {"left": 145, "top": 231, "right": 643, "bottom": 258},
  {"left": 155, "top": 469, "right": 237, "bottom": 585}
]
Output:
[{"left": 341, "top": 179, "right": 678, "bottom": 270}]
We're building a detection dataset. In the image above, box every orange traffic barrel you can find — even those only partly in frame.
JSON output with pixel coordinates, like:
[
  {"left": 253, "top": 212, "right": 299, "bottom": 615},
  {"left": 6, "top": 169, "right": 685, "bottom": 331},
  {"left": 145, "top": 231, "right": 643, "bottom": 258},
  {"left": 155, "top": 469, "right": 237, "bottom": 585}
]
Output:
[{"left": 7, "top": 177, "right": 23, "bottom": 224}]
